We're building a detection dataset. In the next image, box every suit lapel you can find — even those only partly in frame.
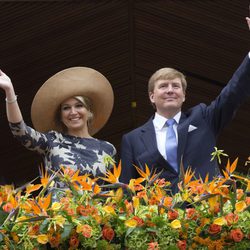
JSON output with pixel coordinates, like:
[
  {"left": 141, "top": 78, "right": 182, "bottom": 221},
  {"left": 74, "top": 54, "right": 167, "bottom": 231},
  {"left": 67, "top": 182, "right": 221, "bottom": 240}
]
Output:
[
  {"left": 139, "top": 118, "right": 177, "bottom": 174},
  {"left": 177, "top": 113, "right": 189, "bottom": 169},
  {"left": 140, "top": 118, "right": 157, "bottom": 153}
]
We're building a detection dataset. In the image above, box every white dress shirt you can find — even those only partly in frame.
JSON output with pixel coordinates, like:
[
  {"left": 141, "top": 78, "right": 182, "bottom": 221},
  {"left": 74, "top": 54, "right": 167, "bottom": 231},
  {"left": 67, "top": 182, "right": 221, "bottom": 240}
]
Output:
[{"left": 153, "top": 112, "right": 181, "bottom": 160}]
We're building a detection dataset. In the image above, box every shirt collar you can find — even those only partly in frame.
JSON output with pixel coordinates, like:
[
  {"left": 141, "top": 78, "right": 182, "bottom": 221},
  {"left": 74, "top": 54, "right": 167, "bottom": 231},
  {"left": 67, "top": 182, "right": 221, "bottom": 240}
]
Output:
[{"left": 153, "top": 112, "right": 181, "bottom": 129}]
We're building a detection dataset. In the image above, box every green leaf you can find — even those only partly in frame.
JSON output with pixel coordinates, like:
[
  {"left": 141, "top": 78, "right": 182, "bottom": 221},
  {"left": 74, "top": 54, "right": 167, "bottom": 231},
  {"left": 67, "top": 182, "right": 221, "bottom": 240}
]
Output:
[
  {"left": 60, "top": 223, "right": 73, "bottom": 240},
  {"left": 0, "top": 210, "right": 9, "bottom": 225},
  {"left": 39, "top": 218, "right": 50, "bottom": 233},
  {"left": 0, "top": 232, "right": 4, "bottom": 242},
  {"left": 15, "top": 215, "right": 49, "bottom": 223},
  {"left": 125, "top": 227, "right": 135, "bottom": 238}
]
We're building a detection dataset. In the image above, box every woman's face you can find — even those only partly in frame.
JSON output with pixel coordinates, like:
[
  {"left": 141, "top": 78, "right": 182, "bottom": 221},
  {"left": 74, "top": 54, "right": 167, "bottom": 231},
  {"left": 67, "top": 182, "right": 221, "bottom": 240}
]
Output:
[{"left": 60, "top": 97, "right": 89, "bottom": 133}]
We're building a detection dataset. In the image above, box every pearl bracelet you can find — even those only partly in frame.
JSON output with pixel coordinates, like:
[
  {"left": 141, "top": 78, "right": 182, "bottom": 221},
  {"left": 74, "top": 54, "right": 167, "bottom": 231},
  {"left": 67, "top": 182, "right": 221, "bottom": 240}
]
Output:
[{"left": 5, "top": 95, "right": 17, "bottom": 104}]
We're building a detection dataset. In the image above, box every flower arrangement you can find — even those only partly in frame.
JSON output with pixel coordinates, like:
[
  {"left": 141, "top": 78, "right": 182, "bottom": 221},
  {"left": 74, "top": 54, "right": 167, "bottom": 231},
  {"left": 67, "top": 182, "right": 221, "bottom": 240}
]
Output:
[{"left": 0, "top": 156, "right": 249, "bottom": 250}]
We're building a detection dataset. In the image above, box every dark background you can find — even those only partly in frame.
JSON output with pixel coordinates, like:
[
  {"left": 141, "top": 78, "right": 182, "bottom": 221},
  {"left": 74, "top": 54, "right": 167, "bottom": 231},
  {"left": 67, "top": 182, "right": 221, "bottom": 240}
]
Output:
[{"left": 0, "top": 0, "right": 249, "bottom": 186}]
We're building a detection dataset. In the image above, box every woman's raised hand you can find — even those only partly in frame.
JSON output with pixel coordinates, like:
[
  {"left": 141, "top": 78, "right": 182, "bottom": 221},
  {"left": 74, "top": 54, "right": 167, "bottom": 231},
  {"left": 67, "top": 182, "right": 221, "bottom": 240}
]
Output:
[
  {"left": 0, "top": 70, "right": 23, "bottom": 122},
  {"left": 246, "top": 17, "right": 250, "bottom": 30},
  {"left": 0, "top": 70, "right": 12, "bottom": 91}
]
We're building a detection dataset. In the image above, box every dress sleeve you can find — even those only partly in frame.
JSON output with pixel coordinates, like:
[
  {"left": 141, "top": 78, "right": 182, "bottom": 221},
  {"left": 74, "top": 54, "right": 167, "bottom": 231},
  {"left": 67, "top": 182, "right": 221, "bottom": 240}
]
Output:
[{"left": 9, "top": 121, "right": 50, "bottom": 155}]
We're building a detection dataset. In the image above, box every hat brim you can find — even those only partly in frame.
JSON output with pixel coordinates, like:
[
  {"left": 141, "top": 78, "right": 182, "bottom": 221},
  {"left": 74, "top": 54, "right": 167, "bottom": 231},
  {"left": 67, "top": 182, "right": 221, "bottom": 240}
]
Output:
[{"left": 31, "top": 67, "right": 114, "bottom": 135}]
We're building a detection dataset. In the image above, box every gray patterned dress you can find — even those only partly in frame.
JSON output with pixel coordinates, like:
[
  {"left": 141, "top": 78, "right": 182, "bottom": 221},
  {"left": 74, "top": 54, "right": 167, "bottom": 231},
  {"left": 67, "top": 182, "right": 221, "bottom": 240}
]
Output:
[{"left": 10, "top": 121, "right": 116, "bottom": 190}]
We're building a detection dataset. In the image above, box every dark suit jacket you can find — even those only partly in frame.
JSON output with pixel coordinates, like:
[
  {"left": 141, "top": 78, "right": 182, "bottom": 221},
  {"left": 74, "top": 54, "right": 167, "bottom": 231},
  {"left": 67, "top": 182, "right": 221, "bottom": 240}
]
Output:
[{"left": 120, "top": 55, "right": 250, "bottom": 192}]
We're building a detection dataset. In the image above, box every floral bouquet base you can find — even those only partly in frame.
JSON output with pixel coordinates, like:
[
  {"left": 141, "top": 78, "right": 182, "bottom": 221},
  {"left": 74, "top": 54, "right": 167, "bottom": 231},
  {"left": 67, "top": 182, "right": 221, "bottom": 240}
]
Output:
[{"left": 0, "top": 157, "right": 249, "bottom": 250}]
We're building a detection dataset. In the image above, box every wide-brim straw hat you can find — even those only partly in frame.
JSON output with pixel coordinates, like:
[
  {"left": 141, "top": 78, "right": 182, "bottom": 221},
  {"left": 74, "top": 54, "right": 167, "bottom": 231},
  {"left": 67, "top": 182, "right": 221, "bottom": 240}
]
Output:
[{"left": 31, "top": 67, "right": 114, "bottom": 135}]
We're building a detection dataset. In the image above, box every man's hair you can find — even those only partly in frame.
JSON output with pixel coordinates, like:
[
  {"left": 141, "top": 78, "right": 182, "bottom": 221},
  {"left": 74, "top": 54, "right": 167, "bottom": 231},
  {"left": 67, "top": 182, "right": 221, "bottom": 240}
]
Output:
[{"left": 148, "top": 67, "right": 187, "bottom": 94}]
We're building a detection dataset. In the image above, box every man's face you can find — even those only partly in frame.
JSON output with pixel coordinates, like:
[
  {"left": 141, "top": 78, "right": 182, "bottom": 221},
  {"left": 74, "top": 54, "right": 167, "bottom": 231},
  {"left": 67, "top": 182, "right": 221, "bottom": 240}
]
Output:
[{"left": 149, "top": 78, "right": 185, "bottom": 117}]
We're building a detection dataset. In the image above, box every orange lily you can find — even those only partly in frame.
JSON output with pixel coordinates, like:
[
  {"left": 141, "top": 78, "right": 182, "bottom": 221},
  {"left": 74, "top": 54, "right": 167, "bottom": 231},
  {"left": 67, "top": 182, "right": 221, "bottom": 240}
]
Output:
[
  {"left": 178, "top": 167, "right": 198, "bottom": 195},
  {"left": 75, "top": 175, "right": 93, "bottom": 189},
  {"left": 134, "top": 164, "right": 157, "bottom": 183},
  {"left": 8, "top": 191, "right": 21, "bottom": 210},
  {"left": 40, "top": 165, "right": 51, "bottom": 188},
  {"left": 222, "top": 158, "right": 238, "bottom": 178},
  {"left": 101, "top": 161, "right": 121, "bottom": 184},
  {"left": 60, "top": 167, "right": 83, "bottom": 183},
  {"left": 183, "top": 167, "right": 195, "bottom": 186},
  {"left": 27, "top": 193, "right": 52, "bottom": 216},
  {"left": 38, "top": 193, "right": 51, "bottom": 212},
  {"left": 92, "top": 183, "right": 101, "bottom": 195},
  {"left": 26, "top": 184, "right": 43, "bottom": 195}
]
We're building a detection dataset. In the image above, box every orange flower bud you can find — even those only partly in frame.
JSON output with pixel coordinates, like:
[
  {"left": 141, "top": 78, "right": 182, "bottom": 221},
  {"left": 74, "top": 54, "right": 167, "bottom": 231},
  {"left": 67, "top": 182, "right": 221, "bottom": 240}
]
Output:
[
  {"left": 148, "top": 241, "right": 159, "bottom": 250},
  {"left": 186, "top": 208, "right": 199, "bottom": 220},
  {"left": 225, "top": 213, "right": 239, "bottom": 226},
  {"left": 69, "top": 235, "right": 79, "bottom": 248},
  {"left": 177, "top": 240, "right": 187, "bottom": 250},
  {"left": 229, "top": 228, "right": 244, "bottom": 242},
  {"left": 208, "top": 224, "right": 222, "bottom": 235},
  {"left": 168, "top": 210, "right": 179, "bottom": 220},
  {"left": 2, "top": 202, "right": 14, "bottom": 213},
  {"left": 102, "top": 225, "right": 115, "bottom": 241}
]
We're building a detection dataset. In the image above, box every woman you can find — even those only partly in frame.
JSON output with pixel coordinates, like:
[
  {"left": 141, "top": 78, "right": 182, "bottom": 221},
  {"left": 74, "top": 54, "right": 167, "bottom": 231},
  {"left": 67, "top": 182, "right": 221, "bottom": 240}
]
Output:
[{"left": 0, "top": 67, "right": 116, "bottom": 192}]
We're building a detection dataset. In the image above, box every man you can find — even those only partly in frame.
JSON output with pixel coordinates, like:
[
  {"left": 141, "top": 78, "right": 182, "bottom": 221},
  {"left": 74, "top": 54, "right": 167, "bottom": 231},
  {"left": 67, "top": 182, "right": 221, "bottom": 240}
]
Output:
[{"left": 120, "top": 17, "right": 250, "bottom": 192}]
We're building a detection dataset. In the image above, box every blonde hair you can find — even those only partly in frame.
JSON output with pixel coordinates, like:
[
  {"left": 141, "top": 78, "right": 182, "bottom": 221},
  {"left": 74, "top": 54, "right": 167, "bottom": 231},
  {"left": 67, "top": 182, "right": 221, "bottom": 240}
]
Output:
[{"left": 74, "top": 96, "right": 94, "bottom": 124}]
